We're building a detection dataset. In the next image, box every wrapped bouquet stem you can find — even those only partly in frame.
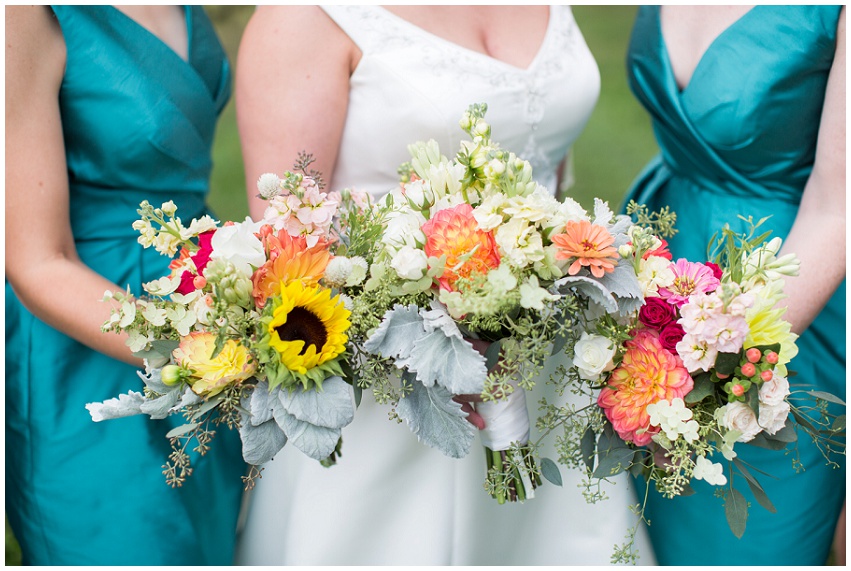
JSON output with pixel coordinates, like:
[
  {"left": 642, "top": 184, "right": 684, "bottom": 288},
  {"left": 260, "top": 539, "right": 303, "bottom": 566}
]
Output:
[{"left": 476, "top": 384, "right": 541, "bottom": 503}]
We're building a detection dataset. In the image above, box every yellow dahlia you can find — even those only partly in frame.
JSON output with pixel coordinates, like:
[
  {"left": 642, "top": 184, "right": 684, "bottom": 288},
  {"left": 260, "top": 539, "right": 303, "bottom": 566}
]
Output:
[
  {"left": 252, "top": 227, "right": 333, "bottom": 308},
  {"left": 597, "top": 329, "right": 693, "bottom": 446},
  {"left": 172, "top": 332, "right": 255, "bottom": 397},
  {"left": 745, "top": 281, "right": 798, "bottom": 376},
  {"left": 266, "top": 280, "right": 350, "bottom": 387}
]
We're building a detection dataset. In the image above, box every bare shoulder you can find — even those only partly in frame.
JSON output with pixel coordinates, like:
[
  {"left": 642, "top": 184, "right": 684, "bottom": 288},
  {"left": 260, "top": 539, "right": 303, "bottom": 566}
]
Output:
[
  {"left": 240, "top": 5, "right": 357, "bottom": 72},
  {"left": 6, "top": 6, "right": 65, "bottom": 102}
]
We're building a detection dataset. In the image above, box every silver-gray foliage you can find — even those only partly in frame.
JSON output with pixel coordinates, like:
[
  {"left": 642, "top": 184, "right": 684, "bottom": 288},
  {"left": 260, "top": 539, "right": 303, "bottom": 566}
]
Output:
[{"left": 396, "top": 376, "right": 476, "bottom": 459}]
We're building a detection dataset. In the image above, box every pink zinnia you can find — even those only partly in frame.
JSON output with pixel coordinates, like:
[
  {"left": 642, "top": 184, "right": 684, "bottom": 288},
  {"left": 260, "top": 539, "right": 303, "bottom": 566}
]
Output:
[
  {"left": 597, "top": 329, "right": 693, "bottom": 446},
  {"left": 658, "top": 259, "right": 720, "bottom": 307}
]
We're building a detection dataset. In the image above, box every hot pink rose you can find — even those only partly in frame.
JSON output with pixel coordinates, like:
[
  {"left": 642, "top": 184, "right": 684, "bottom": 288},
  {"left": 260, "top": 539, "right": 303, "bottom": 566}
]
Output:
[
  {"left": 659, "top": 322, "right": 685, "bottom": 353},
  {"left": 638, "top": 297, "right": 677, "bottom": 330}
]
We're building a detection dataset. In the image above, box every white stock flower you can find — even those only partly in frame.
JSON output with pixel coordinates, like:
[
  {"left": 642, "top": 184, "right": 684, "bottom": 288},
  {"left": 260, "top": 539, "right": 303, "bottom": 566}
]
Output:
[
  {"left": 495, "top": 217, "right": 545, "bottom": 267},
  {"left": 403, "top": 179, "right": 435, "bottom": 210},
  {"left": 720, "top": 402, "right": 763, "bottom": 443},
  {"left": 638, "top": 256, "right": 676, "bottom": 297},
  {"left": 693, "top": 455, "right": 728, "bottom": 486},
  {"left": 758, "top": 373, "right": 790, "bottom": 406},
  {"left": 519, "top": 275, "right": 559, "bottom": 310},
  {"left": 153, "top": 231, "right": 182, "bottom": 257},
  {"left": 160, "top": 200, "right": 178, "bottom": 217},
  {"left": 210, "top": 218, "right": 266, "bottom": 276},
  {"left": 758, "top": 400, "right": 791, "bottom": 435},
  {"left": 181, "top": 215, "right": 219, "bottom": 240},
  {"left": 390, "top": 246, "right": 429, "bottom": 280},
  {"left": 473, "top": 193, "right": 507, "bottom": 230},
  {"left": 676, "top": 334, "right": 718, "bottom": 373},
  {"left": 572, "top": 332, "right": 617, "bottom": 381}
]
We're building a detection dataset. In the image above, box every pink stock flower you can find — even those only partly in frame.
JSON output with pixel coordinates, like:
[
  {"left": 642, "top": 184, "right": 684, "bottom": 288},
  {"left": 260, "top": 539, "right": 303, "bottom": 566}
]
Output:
[
  {"left": 598, "top": 329, "right": 693, "bottom": 446},
  {"left": 422, "top": 203, "right": 500, "bottom": 292},
  {"left": 658, "top": 259, "right": 721, "bottom": 307}
]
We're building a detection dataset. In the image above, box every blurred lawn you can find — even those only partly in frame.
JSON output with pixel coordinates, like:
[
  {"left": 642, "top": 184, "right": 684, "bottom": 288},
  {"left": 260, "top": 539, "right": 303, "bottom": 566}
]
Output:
[
  {"left": 204, "top": 6, "right": 658, "bottom": 221},
  {"left": 5, "top": 6, "right": 657, "bottom": 566}
]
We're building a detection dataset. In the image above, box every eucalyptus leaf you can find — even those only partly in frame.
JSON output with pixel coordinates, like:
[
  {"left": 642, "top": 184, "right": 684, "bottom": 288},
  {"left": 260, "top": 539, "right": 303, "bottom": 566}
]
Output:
[
  {"left": 165, "top": 422, "right": 199, "bottom": 439},
  {"left": 395, "top": 379, "right": 476, "bottom": 459},
  {"left": 791, "top": 409, "right": 818, "bottom": 434},
  {"left": 273, "top": 406, "right": 342, "bottom": 461},
  {"left": 540, "top": 457, "right": 563, "bottom": 487},
  {"left": 276, "top": 376, "right": 355, "bottom": 429},
  {"left": 402, "top": 329, "right": 487, "bottom": 395},
  {"left": 580, "top": 426, "right": 597, "bottom": 473},
  {"left": 762, "top": 423, "right": 797, "bottom": 443},
  {"left": 139, "top": 389, "right": 183, "bottom": 420},
  {"left": 724, "top": 487, "right": 748, "bottom": 539},
  {"left": 188, "top": 393, "right": 225, "bottom": 421},
  {"left": 484, "top": 339, "right": 503, "bottom": 372},
  {"left": 832, "top": 415, "right": 845, "bottom": 432},
  {"left": 249, "top": 381, "right": 277, "bottom": 426},
  {"left": 685, "top": 373, "right": 716, "bottom": 404},
  {"left": 733, "top": 458, "right": 776, "bottom": 514},
  {"left": 745, "top": 384, "right": 760, "bottom": 418},
  {"left": 239, "top": 416, "right": 287, "bottom": 465},
  {"left": 807, "top": 390, "right": 846, "bottom": 406},
  {"left": 592, "top": 446, "right": 635, "bottom": 479},
  {"left": 747, "top": 431, "right": 789, "bottom": 451},
  {"left": 353, "top": 385, "right": 363, "bottom": 408},
  {"left": 679, "top": 483, "right": 696, "bottom": 496},
  {"left": 85, "top": 391, "right": 146, "bottom": 421},
  {"left": 363, "top": 304, "right": 425, "bottom": 359}
]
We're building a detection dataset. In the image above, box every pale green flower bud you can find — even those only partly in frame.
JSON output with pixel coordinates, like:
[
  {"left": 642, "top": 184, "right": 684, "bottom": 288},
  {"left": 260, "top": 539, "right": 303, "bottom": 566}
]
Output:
[{"left": 161, "top": 364, "right": 184, "bottom": 386}]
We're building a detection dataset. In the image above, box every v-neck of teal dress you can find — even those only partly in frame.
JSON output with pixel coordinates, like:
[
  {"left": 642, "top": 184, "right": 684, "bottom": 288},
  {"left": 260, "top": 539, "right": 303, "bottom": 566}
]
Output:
[
  {"left": 623, "top": 6, "right": 845, "bottom": 565},
  {"left": 5, "top": 6, "right": 245, "bottom": 565}
]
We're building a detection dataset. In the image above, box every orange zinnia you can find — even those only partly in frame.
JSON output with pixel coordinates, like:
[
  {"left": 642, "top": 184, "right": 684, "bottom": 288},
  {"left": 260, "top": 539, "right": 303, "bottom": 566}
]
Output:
[
  {"left": 551, "top": 220, "right": 619, "bottom": 278},
  {"left": 251, "top": 226, "right": 332, "bottom": 308}
]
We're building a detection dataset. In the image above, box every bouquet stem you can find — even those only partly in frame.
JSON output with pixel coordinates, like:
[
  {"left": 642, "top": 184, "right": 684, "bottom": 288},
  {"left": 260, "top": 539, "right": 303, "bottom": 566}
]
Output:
[{"left": 484, "top": 444, "right": 541, "bottom": 503}]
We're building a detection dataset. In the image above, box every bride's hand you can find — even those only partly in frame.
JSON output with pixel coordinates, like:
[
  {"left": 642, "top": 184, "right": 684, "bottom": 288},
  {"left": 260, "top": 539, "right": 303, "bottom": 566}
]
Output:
[{"left": 453, "top": 337, "right": 504, "bottom": 430}]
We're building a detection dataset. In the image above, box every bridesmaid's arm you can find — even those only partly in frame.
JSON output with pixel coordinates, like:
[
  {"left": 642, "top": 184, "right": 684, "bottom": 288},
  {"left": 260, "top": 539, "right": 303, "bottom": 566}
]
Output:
[
  {"left": 776, "top": 8, "right": 845, "bottom": 335},
  {"left": 5, "top": 6, "right": 141, "bottom": 366},
  {"left": 236, "top": 6, "right": 357, "bottom": 220}
]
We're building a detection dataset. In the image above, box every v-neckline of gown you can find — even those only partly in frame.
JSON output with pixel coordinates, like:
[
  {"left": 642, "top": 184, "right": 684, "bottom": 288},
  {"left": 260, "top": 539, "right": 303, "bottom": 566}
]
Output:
[
  {"left": 657, "top": 5, "right": 759, "bottom": 95},
  {"left": 375, "top": 5, "right": 555, "bottom": 74},
  {"left": 109, "top": 5, "right": 193, "bottom": 65}
]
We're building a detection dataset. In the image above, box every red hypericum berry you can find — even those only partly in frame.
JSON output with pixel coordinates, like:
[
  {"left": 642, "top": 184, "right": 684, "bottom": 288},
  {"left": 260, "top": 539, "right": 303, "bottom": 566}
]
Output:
[
  {"left": 731, "top": 384, "right": 745, "bottom": 397},
  {"left": 717, "top": 372, "right": 730, "bottom": 379},
  {"left": 193, "top": 275, "right": 207, "bottom": 289},
  {"left": 765, "top": 351, "right": 779, "bottom": 364},
  {"left": 760, "top": 369, "right": 774, "bottom": 382},
  {"left": 746, "top": 348, "right": 762, "bottom": 363},
  {"left": 741, "top": 362, "right": 757, "bottom": 377}
]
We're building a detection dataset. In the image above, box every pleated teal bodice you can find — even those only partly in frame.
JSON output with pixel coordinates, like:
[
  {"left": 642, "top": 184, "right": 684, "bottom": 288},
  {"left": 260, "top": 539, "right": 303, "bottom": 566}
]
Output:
[
  {"left": 624, "top": 6, "right": 845, "bottom": 565},
  {"left": 5, "top": 6, "right": 245, "bottom": 565}
]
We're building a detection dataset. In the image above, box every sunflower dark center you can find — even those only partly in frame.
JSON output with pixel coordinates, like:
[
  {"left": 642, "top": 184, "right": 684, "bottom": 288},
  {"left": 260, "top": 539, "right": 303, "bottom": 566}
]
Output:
[{"left": 275, "top": 307, "right": 327, "bottom": 355}]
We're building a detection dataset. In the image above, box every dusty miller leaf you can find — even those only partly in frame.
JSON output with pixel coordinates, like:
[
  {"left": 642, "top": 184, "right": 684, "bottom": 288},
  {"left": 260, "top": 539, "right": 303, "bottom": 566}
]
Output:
[
  {"left": 139, "top": 389, "right": 183, "bottom": 419},
  {"left": 276, "top": 376, "right": 355, "bottom": 429},
  {"left": 85, "top": 392, "right": 146, "bottom": 421},
  {"left": 396, "top": 378, "right": 476, "bottom": 459},
  {"left": 399, "top": 329, "right": 487, "bottom": 395},
  {"left": 239, "top": 411, "right": 287, "bottom": 465},
  {"left": 363, "top": 304, "right": 425, "bottom": 358},
  {"left": 554, "top": 275, "right": 618, "bottom": 314},
  {"left": 248, "top": 381, "right": 276, "bottom": 426},
  {"left": 273, "top": 406, "right": 341, "bottom": 461}
]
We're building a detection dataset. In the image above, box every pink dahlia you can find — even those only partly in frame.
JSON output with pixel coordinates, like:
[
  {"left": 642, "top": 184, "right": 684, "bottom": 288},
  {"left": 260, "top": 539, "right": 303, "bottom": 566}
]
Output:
[
  {"left": 658, "top": 259, "right": 720, "bottom": 307},
  {"left": 597, "top": 329, "right": 693, "bottom": 446}
]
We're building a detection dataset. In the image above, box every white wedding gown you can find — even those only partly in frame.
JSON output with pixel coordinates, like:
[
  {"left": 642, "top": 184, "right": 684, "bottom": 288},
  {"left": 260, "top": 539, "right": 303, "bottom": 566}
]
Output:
[{"left": 235, "top": 5, "right": 655, "bottom": 565}]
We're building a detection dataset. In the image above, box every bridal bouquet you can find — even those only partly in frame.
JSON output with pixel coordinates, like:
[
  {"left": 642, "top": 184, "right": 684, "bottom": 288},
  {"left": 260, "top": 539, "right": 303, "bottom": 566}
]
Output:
[
  {"left": 87, "top": 156, "right": 376, "bottom": 488},
  {"left": 351, "top": 104, "right": 645, "bottom": 503},
  {"left": 568, "top": 210, "right": 846, "bottom": 549}
]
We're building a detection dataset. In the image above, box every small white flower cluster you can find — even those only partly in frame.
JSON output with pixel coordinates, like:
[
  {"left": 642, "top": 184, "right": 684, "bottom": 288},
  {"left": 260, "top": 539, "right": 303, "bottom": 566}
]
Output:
[{"left": 646, "top": 398, "right": 700, "bottom": 443}]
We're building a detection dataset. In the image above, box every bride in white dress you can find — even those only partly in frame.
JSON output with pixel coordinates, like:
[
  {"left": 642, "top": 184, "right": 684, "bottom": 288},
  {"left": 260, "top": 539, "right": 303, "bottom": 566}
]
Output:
[{"left": 234, "top": 5, "right": 655, "bottom": 565}]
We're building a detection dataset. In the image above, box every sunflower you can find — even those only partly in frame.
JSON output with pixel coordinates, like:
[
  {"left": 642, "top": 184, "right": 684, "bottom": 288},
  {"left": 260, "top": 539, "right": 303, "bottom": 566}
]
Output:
[{"left": 260, "top": 280, "right": 351, "bottom": 390}]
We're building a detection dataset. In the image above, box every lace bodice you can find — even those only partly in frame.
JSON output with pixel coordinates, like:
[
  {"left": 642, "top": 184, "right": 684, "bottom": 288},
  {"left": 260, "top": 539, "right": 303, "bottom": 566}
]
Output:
[{"left": 321, "top": 5, "right": 600, "bottom": 195}]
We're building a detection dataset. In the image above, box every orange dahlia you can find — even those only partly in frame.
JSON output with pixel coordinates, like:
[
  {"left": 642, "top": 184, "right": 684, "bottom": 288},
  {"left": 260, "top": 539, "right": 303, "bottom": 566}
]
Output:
[
  {"left": 251, "top": 226, "right": 333, "bottom": 308},
  {"left": 421, "top": 203, "right": 500, "bottom": 291},
  {"left": 597, "top": 329, "right": 693, "bottom": 446},
  {"left": 551, "top": 220, "right": 619, "bottom": 278}
]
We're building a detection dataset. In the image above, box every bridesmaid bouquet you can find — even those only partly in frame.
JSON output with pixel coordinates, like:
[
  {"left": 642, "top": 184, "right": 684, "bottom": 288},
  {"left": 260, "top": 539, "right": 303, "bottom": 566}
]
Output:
[
  {"left": 352, "top": 104, "right": 645, "bottom": 503},
  {"left": 87, "top": 156, "right": 378, "bottom": 488},
  {"left": 570, "top": 211, "right": 846, "bottom": 545}
]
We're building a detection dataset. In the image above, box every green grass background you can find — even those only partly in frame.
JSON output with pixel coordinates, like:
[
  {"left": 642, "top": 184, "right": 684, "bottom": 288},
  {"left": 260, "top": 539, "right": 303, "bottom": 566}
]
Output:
[{"left": 5, "top": 6, "right": 654, "bottom": 565}]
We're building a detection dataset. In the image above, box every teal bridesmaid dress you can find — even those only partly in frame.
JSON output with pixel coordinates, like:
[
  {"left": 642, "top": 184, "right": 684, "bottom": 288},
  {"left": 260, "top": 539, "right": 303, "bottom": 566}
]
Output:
[
  {"left": 5, "top": 7, "right": 245, "bottom": 565},
  {"left": 623, "top": 6, "right": 845, "bottom": 565}
]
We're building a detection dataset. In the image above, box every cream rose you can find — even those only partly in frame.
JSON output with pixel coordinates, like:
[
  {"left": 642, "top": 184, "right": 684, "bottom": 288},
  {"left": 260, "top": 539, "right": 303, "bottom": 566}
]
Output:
[
  {"left": 758, "top": 373, "right": 790, "bottom": 406},
  {"left": 572, "top": 332, "right": 617, "bottom": 381},
  {"left": 390, "top": 246, "right": 429, "bottom": 280},
  {"left": 720, "top": 402, "right": 763, "bottom": 443},
  {"left": 758, "top": 401, "right": 791, "bottom": 435}
]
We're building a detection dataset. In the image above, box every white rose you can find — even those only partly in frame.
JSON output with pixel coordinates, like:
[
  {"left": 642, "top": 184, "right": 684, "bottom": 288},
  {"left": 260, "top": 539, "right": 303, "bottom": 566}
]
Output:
[
  {"left": 382, "top": 210, "right": 426, "bottom": 252},
  {"left": 572, "top": 332, "right": 617, "bottom": 381},
  {"left": 390, "top": 246, "right": 429, "bottom": 280},
  {"left": 720, "top": 402, "right": 762, "bottom": 443},
  {"left": 403, "top": 179, "right": 434, "bottom": 210},
  {"left": 758, "top": 373, "right": 790, "bottom": 406},
  {"left": 758, "top": 401, "right": 791, "bottom": 435},
  {"left": 210, "top": 217, "right": 266, "bottom": 276}
]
